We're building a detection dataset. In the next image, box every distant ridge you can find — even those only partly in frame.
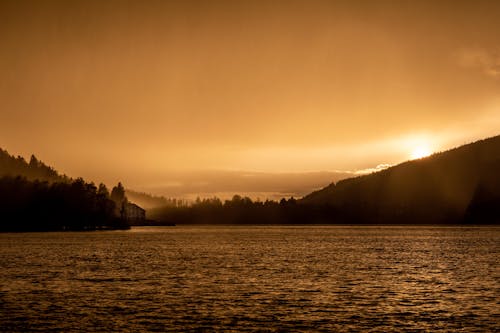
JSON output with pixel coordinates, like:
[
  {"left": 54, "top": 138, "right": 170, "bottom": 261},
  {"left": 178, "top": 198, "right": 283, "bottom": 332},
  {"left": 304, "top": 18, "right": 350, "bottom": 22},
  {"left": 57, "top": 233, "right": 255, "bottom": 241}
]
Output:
[
  {"left": 301, "top": 135, "right": 500, "bottom": 224},
  {"left": 125, "top": 189, "right": 179, "bottom": 209}
]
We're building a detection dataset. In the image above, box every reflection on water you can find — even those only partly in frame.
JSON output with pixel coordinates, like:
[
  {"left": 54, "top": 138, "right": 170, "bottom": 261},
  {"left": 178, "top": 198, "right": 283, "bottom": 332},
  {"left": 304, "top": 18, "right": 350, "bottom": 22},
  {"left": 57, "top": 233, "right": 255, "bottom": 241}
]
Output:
[{"left": 1, "top": 226, "right": 499, "bottom": 332}]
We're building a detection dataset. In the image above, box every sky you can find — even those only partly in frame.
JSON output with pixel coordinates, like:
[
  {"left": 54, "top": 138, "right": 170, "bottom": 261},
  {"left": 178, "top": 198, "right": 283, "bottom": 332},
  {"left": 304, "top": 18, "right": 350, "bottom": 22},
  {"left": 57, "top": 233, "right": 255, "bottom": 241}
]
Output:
[{"left": 1, "top": 0, "right": 500, "bottom": 199}]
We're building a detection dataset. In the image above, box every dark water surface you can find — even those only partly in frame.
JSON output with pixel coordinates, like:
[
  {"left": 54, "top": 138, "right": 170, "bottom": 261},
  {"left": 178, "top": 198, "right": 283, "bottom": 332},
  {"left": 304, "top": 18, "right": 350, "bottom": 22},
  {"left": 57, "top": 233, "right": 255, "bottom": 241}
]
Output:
[{"left": 1, "top": 226, "right": 499, "bottom": 332}]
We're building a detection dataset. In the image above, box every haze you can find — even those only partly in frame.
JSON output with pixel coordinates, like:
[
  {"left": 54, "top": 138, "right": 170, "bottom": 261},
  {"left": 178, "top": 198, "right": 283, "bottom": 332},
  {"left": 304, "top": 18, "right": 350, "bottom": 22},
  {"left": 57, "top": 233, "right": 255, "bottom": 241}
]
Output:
[{"left": 1, "top": 0, "right": 499, "bottom": 198}]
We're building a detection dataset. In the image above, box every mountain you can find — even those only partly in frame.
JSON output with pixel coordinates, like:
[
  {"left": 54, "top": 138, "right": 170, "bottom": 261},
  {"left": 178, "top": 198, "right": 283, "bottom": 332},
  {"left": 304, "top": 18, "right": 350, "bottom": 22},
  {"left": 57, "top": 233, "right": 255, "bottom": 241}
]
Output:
[{"left": 302, "top": 135, "right": 500, "bottom": 224}]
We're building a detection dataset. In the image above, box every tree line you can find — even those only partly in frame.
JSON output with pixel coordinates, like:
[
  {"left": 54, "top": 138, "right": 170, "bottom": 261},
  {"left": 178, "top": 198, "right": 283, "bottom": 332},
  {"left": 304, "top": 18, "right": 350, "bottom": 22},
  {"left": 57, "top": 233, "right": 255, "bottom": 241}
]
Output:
[
  {"left": 147, "top": 182, "right": 500, "bottom": 225},
  {"left": 0, "top": 176, "right": 130, "bottom": 231},
  {"left": 0, "top": 148, "right": 131, "bottom": 231},
  {"left": 147, "top": 195, "right": 338, "bottom": 225},
  {"left": 0, "top": 149, "right": 65, "bottom": 182}
]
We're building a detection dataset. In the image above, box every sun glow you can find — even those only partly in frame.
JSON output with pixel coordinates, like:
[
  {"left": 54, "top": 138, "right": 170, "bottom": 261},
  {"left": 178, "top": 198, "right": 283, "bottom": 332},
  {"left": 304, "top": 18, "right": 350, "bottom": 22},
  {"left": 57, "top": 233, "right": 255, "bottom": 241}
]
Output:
[{"left": 410, "top": 146, "right": 432, "bottom": 159}]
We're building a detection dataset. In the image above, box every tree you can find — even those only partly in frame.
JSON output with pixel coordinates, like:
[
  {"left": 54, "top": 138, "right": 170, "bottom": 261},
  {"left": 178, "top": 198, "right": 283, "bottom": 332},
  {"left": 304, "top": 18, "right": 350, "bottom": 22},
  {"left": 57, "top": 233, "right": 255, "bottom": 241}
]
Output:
[
  {"left": 97, "top": 183, "right": 110, "bottom": 197},
  {"left": 111, "top": 182, "right": 127, "bottom": 203},
  {"left": 29, "top": 155, "right": 39, "bottom": 168},
  {"left": 111, "top": 182, "right": 127, "bottom": 219}
]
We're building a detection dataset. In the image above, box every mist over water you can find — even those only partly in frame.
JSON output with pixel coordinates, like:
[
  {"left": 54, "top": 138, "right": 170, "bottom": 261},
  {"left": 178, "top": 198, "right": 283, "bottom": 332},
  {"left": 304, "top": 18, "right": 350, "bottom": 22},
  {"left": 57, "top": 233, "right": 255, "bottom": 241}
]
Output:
[{"left": 1, "top": 226, "right": 499, "bottom": 332}]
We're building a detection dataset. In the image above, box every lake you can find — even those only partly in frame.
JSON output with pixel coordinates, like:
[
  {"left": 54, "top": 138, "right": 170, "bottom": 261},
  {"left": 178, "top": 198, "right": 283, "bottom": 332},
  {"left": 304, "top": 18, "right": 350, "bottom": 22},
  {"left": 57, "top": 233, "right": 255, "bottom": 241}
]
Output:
[{"left": 1, "top": 226, "right": 499, "bottom": 332}]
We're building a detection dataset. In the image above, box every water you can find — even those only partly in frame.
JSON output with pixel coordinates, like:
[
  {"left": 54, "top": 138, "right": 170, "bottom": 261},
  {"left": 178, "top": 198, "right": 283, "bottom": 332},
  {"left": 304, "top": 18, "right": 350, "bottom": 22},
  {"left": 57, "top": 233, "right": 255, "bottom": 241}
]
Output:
[{"left": 1, "top": 226, "right": 499, "bottom": 332}]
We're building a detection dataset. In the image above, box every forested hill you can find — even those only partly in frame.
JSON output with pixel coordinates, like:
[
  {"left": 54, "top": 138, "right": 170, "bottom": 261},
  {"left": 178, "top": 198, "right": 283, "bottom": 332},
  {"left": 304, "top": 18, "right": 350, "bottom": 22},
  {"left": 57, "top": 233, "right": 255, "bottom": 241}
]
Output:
[
  {"left": 301, "top": 135, "right": 500, "bottom": 224},
  {"left": 125, "top": 190, "right": 180, "bottom": 209},
  {"left": 0, "top": 148, "right": 67, "bottom": 182},
  {"left": 0, "top": 148, "right": 129, "bottom": 231}
]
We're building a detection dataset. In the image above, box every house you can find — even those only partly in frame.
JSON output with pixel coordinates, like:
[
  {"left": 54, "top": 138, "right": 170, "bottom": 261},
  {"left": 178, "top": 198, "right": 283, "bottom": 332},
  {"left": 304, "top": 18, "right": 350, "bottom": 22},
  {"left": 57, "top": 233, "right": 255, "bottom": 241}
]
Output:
[{"left": 124, "top": 202, "right": 146, "bottom": 222}]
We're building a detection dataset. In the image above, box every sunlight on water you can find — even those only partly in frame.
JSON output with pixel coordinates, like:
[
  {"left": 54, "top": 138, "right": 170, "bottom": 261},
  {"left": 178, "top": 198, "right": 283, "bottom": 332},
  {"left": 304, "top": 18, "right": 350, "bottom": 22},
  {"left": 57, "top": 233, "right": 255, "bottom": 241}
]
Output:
[{"left": 1, "top": 226, "right": 499, "bottom": 332}]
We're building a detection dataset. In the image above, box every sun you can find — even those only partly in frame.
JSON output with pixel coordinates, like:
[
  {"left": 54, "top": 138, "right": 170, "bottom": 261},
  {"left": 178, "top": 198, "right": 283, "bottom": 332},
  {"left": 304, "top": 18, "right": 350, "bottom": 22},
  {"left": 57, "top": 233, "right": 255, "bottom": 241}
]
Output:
[{"left": 410, "top": 146, "right": 432, "bottom": 160}]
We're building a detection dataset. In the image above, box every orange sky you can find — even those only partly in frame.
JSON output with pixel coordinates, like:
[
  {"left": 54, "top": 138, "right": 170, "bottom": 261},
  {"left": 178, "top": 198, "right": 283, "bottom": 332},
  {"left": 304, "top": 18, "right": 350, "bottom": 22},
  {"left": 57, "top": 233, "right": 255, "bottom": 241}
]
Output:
[{"left": 1, "top": 0, "right": 499, "bottom": 198}]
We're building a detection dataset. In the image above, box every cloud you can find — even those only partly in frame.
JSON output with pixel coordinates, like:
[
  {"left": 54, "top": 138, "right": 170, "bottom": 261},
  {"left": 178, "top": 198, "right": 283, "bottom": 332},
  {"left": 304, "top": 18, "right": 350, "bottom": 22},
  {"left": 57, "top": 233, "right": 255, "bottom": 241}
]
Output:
[
  {"left": 457, "top": 47, "right": 500, "bottom": 79},
  {"left": 354, "top": 164, "right": 392, "bottom": 175}
]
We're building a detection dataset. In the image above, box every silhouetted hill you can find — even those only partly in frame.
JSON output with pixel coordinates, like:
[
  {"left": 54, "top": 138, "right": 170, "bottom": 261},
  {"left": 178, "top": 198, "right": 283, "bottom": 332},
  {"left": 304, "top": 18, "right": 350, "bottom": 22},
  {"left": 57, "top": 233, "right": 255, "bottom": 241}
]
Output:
[
  {"left": 302, "top": 135, "right": 500, "bottom": 224},
  {"left": 0, "top": 148, "right": 67, "bottom": 183},
  {"left": 0, "top": 148, "right": 129, "bottom": 231}
]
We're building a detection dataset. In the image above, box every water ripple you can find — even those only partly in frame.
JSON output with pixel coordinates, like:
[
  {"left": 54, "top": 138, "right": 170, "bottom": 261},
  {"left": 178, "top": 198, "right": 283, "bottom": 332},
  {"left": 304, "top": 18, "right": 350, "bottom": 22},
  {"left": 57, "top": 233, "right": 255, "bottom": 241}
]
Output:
[{"left": 1, "top": 226, "right": 499, "bottom": 332}]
